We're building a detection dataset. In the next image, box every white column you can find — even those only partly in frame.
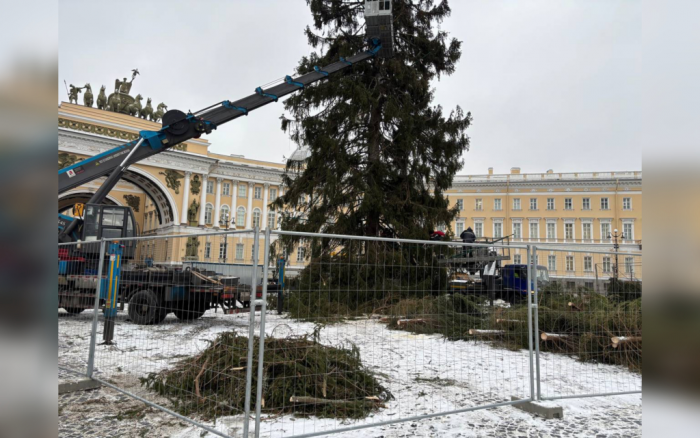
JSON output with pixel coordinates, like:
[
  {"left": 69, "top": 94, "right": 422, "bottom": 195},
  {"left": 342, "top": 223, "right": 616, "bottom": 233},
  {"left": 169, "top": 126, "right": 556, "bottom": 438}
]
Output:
[
  {"left": 198, "top": 174, "right": 208, "bottom": 226},
  {"left": 231, "top": 180, "right": 238, "bottom": 229},
  {"left": 277, "top": 186, "right": 284, "bottom": 229},
  {"left": 262, "top": 183, "right": 270, "bottom": 229},
  {"left": 180, "top": 171, "right": 191, "bottom": 225},
  {"left": 247, "top": 183, "right": 254, "bottom": 228},
  {"left": 214, "top": 177, "right": 223, "bottom": 228}
]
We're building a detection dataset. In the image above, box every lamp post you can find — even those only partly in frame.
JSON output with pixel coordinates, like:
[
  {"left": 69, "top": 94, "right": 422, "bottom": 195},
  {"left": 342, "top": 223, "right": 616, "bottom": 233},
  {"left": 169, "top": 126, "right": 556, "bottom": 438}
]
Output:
[{"left": 607, "top": 228, "right": 626, "bottom": 281}]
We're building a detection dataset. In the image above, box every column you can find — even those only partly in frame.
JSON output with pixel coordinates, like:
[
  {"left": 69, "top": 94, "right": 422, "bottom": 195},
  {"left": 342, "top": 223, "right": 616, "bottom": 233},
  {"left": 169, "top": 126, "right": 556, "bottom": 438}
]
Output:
[
  {"left": 214, "top": 177, "right": 223, "bottom": 228},
  {"left": 198, "top": 174, "right": 208, "bottom": 226},
  {"left": 246, "top": 183, "right": 254, "bottom": 228},
  {"left": 262, "top": 183, "right": 270, "bottom": 229},
  {"left": 180, "top": 171, "right": 191, "bottom": 225},
  {"left": 277, "top": 186, "right": 284, "bottom": 229},
  {"left": 231, "top": 180, "right": 238, "bottom": 229}
]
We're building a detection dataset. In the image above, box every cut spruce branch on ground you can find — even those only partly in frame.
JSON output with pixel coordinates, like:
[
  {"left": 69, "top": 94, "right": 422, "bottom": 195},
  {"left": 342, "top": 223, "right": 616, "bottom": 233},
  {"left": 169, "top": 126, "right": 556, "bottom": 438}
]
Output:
[
  {"left": 140, "top": 331, "right": 392, "bottom": 420},
  {"left": 378, "top": 292, "right": 641, "bottom": 373}
]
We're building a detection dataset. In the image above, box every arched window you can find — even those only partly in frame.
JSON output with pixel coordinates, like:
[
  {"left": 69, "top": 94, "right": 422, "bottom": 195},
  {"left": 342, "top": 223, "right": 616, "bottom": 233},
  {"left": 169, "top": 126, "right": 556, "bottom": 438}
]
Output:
[
  {"left": 220, "top": 205, "right": 230, "bottom": 227},
  {"left": 205, "top": 203, "right": 213, "bottom": 225},
  {"left": 252, "top": 208, "right": 262, "bottom": 228},
  {"left": 236, "top": 206, "right": 246, "bottom": 228}
]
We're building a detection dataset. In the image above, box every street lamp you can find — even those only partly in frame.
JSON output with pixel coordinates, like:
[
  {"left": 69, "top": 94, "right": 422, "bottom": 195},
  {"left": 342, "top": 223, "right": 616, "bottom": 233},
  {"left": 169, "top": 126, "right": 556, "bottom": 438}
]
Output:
[{"left": 607, "top": 228, "right": 626, "bottom": 281}]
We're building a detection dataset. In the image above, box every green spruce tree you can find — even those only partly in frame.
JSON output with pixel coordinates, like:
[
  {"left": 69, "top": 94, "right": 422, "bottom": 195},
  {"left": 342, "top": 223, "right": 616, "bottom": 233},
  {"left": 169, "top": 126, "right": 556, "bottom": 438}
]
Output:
[{"left": 274, "top": 0, "right": 471, "bottom": 240}]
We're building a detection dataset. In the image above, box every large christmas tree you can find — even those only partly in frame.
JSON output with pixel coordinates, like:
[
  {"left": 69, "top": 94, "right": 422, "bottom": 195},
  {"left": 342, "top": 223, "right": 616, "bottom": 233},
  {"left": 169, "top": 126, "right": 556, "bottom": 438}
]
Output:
[{"left": 274, "top": 0, "right": 471, "bottom": 240}]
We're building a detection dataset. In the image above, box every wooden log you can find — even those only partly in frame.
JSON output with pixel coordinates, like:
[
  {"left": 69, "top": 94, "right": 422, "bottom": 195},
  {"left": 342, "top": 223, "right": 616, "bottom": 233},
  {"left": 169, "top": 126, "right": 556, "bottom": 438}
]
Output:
[
  {"left": 289, "top": 396, "right": 380, "bottom": 405},
  {"left": 397, "top": 319, "right": 426, "bottom": 327},
  {"left": 611, "top": 336, "right": 642, "bottom": 348},
  {"left": 496, "top": 319, "right": 522, "bottom": 324},
  {"left": 540, "top": 332, "right": 569, "bottom": 341},
  {"left": 468, "top": 329, "right": 505, "bottom": 336},
  {"left": 568, "top": 302, "right": 582, "bottom": 311}
]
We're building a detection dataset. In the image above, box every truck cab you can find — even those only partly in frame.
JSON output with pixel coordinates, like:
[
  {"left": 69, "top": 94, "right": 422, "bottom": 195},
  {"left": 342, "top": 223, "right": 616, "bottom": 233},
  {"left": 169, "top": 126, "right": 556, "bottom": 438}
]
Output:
[
  {"left": 65, "top": 204, "right": 138, "bottom": 260},
  {"left": 501, "top": 264, "right": 550, "bottom": 298}
]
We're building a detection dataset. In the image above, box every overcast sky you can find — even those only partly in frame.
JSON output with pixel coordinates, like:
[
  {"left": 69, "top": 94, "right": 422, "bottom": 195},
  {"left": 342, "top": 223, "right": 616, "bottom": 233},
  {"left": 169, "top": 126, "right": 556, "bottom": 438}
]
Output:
[{"left": 59, "top": 0, "right": 645, "bottom": 175}]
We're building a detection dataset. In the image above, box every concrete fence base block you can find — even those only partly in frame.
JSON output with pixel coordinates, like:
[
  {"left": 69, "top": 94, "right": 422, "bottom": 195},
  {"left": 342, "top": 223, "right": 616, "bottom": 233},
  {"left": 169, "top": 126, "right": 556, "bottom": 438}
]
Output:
[
  {"left": 59, "top": 378, "right": 102, "bottom": 394},
  {"left": 511, "top": 396, "right": 564, "bottom": 419}
]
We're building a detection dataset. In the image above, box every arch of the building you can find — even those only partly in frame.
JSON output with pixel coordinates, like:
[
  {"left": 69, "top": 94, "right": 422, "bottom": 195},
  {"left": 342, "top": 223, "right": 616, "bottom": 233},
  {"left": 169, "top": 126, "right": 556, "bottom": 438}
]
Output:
[
  {"left": 59, "top": 192, "right": 122, "bottom": 214},
  {"left": 57, "top": 168, "right": 179, "bottom": 227}
]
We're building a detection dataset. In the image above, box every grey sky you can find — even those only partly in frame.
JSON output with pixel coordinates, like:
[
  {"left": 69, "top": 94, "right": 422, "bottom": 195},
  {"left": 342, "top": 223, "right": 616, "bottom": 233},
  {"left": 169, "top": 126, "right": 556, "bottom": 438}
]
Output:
[{"left": 59, "top": 0, "right": 644, "bottom": 174}]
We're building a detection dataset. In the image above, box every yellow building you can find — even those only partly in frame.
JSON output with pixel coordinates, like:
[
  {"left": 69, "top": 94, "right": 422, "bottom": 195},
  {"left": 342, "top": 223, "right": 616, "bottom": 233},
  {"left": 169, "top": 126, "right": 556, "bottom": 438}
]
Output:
[
  {"left": 58, "top": 102, "right": 641, "bottom": 282},
  {"left": 445, "top": 167, "right": 642, "bottom": 284}
]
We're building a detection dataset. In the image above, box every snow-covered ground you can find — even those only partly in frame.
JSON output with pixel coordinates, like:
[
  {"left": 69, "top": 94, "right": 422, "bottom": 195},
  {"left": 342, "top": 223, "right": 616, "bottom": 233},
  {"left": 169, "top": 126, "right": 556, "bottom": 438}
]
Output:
[{"left": 59, "top": 308, "right": 641, "bottom": 437}]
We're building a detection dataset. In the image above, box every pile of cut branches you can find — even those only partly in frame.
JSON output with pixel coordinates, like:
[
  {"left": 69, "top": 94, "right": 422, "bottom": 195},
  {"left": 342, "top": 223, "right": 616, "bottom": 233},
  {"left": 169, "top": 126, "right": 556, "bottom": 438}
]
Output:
[{"left": 140, "top": 331, "right": 391, "bottom": 419}]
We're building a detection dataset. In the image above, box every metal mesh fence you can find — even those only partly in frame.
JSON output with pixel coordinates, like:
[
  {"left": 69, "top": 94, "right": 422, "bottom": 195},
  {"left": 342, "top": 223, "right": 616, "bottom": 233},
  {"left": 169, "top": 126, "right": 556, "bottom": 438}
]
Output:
[
  {"left": 58, "top": 230, "right": 642, "bottom": 437},
  {"left": 58, "top": 240, "right": 104, "bottom": 379},
  {"left": 532, "top": 248, "right": 642, "bottom": 400},
  {"left": 252, "top": 230, "right": 535, "bottom": 438}
]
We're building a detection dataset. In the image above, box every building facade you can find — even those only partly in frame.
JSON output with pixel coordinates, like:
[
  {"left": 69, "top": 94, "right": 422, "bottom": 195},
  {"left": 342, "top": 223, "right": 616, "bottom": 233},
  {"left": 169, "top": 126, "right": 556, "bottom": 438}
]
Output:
[{"left": 58, "top": 102, "right": 642, "bottom": 281}]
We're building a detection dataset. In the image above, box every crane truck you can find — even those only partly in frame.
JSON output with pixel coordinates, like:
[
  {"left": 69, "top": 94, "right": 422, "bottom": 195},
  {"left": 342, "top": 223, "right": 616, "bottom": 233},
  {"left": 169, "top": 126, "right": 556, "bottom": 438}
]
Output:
[{"left": 58, "top": 1, "right": 395, "bottom": 337}]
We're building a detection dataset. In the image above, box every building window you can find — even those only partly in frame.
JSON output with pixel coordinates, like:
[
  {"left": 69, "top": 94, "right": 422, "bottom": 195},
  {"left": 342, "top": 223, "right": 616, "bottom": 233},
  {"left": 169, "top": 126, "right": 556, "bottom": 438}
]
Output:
[
  {"left": 456, "top": 199, "right": 463, "bottom": 211},
  {"left": 456, "top": 221, "right": 464, "bottom": 235},
  {"left": 548, "top": 255, "right": 556, "bottom": 271},
  {"left": 235, "top": 243, "right": 244, "bottom": 260},
  {"left": 623, "top": 222, "right": 634, "bottom": 240},
  {"left": 529, "top": 222, "right": 539, "bottom": 240},
  {"left": 270, "top": 188, "right": 278, "bottom": 201},
  {"left": 547, "top": 222, "right": 556, "bottom": 240},
  {"left": 567, "top": 281, "right": 576, "bottom": 290},
  {"left": 220, "top": 205, "right": 230, "bottom": 227},
  {"left": 530, "top": 198, "right": 538, "bottom": 210},
  {"left": 494, "top": 198, "right": 502, "bottom": 211},
  {"left": 514, "top": 254, "right": 522, "bottom": 264},
  {"left": 601, "top": 197, "right": 609, "bottom": 210},
  {"left": 582, "top": 222, "right": 592, "bottom": 241},
  {"left": 238, "top": 183, "right": 247, "bottom": 198},
  {"left": 564, "top": 198, "right": 573, "bottom": 210},
  {"left": 254, "top": 186, "right": 262, "bottom": 199},
  {"left": 565, "top": 223, "right": 574, "bottom": 240},
  {"left": 603, "top": 257, "right": 612, "bottom": 273},
  {"left": 252, "top": 208, "right": 261, "bottom": 228},
  {"left": 204, "top": 242, "right": 211, "bottom": 259},
  {"left": 205, "top": 203, "right": 213, "bottom": 225},
  {"left": 474, "top": 222, "right": 483, "bottom": 238},
  {"left": 625, "top": 257, "right": 634, "bottom": 275},
  {"left": 297, "top": 245, "right": 306, "bottom": 263},
  {"left": 513, "top": 198, "right": 521, "bottom": 210},
  {"left": 582, "top": 198, "right": 591, "bottom": 210},
  {"left": 566, "top": 255, "right": 574, "bottom": 271},
  {"left": 547, "top": 198, "right": 555, "bottom": 210},
  {"left": 222, "top": 182, "right": 231, "bottom": 196},
  {"left": 268, "top": 213, "right": 275, "bottom": 230},
  {"left": 219, "top": 242, "right": 228, "bottom": 260},
  {"left": 475, "top": 199, "right": 483, "bottom": 211},
  {"left": 236, "top": 206, "right": 246, "bottom": 227},
  {"left": 513, "top": 222, "right": 522, "bottom": 239},
  {"left": 584, "top": 256, "right": 593, "bottom": 272},
  {"left": 494, "top": 222, "right": 503, "bottom": 238},
  {"left": 206, "top": 180, "right": 214, "bottom": 194},
  {"left": 623, "top": 197, "right": 632, "bottom": 210},
  {"left": 585, "top": 281, "right": 594, "bottom": 290},
  {"left": 601, "top": 222, "right": 611, "bottom": 240}
]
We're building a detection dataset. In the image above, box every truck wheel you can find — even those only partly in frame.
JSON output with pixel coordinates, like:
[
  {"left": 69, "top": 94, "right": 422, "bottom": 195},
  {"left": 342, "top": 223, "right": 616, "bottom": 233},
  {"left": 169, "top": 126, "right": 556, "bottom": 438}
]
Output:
[
  {"left": 62, "top": 307, "right": 85, "bottom": 315},
  {"left": 173, "top": 302, "right": 206, "bottom": 321},
  {"left": 128, "top": 290, "right": 165, "bottom": 325}
]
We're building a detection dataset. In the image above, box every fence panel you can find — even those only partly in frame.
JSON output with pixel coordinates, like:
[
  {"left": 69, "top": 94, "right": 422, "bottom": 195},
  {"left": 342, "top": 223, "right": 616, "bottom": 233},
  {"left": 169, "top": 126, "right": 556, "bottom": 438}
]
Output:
[
  {"left": 533, "top": 247, "right": 642, "bottom": 400},
  {"left": 58, "top": 230, "right": 263, "bottom": 437},
  {"left": 58, "top": 240, "right": 104, "bottom": 379},
  {"left": 252, "top": 231, "right": 534, "bottom": 438}
]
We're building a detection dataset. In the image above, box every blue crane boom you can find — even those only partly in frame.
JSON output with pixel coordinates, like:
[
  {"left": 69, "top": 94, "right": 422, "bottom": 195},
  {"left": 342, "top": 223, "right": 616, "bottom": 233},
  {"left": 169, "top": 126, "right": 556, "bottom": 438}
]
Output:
[{"left": 58, "top": 40, "right": 382, "bottom": 241}]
